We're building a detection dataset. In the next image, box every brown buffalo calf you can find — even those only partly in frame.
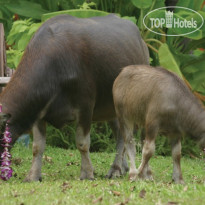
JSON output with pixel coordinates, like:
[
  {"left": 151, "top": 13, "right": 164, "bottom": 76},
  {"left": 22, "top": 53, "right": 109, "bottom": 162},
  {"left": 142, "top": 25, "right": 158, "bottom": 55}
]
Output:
[{"left": 113, "top": 65, "right": 205, "bottom": 184}]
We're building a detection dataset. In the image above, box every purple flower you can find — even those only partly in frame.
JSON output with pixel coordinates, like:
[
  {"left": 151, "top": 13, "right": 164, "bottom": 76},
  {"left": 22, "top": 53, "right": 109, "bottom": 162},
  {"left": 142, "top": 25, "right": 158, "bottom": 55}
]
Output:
[
  {"left": 0, "top": 167, "right": 13, "bottom": 181},
  {"left": 1, "top": 150, "right": 11, "bottom": 158},
  {"left": 3, "top": 137, "right": 12, "bottom": 144},
  {"left": 0, "top": 109, "right": 13, "bottom": 181}
]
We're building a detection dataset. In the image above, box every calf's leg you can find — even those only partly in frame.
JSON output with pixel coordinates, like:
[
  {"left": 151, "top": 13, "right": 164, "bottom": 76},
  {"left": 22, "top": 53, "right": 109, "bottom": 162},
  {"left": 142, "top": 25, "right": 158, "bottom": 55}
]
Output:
[
  {"left": 119, "top": 120, "right": 137, "bottom": 181},
  {"left": 106, "top": 119, "right": 129, "bottom": 178},
  {"left": 137, "top": 123, "right": 158, "bottom": 180},
  {"left": 171, "top": 137, "right": 184, "bottom": 184},
  {"left": 24, "top": 120, "right": 46, "bottom": 182}
]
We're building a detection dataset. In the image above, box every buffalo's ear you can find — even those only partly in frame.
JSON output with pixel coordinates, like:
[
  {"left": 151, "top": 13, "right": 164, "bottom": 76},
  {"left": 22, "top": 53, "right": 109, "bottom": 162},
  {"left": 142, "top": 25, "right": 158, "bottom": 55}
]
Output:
[{"left": 0, "top": 113, "right": 11, "bottom": 123}]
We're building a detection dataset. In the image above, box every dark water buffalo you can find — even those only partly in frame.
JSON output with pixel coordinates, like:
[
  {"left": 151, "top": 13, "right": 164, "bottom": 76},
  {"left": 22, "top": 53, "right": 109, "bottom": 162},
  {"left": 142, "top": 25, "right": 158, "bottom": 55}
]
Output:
[
  {"left": 0, "top": 14, "right": 149, "bottom": 181},
  {"left": 113, "top": 65, "right": 205, "bottom": 184}
]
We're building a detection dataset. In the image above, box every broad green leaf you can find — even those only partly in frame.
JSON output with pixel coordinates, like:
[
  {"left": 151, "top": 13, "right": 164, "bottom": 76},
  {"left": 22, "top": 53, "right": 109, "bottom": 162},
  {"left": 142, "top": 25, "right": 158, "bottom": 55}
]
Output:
[
  {"left": 44, "top": 0, "right": 59, "bottom": 11},
  {"left": 58, "top": 0, "right": 75, "bottom": 10},
  {"left": 158, "top": 43, "right": 183, "bottom": 78},
  {"left": 0, "top": 5, "right": 12, "bottom": 18},
  {"left": 7, "top": 33, "right": 22, "bottom": 47},
  {"left": 28, "top": 23, "right": 41, "bottom": 36},
  {"left": 166, "top": 12, "right": 203, "bottom": 40},
  {"left": 17, "top": 32, "right": 31, "bottom": 51},
  {"left": 154, "top": 0, "right": 166, "bottom": 9},
  {"left": 6, "top": 49, "right": 23, "bottom": 68},
  {"left": 193, "top": 49, "right": 204, "bottom": 56},
  {"left": 182, "top": 53, "right": 205, "bottom": 74},
  {"left": 176, "top": 0, "right": 204, "bottom": 12},
  {"left": 5, "top": 0, "right": 49, "bottom": 20},
  {"left": 17, "top": 25, "right": 28, "bottom": 33},
  {"left": 71, "top": 0, "right": 85, "bottom": 8},
  {"left": 122, "top": 16, "right": 137, "bottom": 24},
  {"left": 175, "top": 52, "right": 205, "bottom": 93},
  {"left": 182, "top": 38, "right": 205, "bottom": 53},
  {"left": 190, "top": 69, "right": 205, "bottom": 91},
  {"left": 42, "top": 9, "right": 109, "bottom": 21},
  {"left": 131, "top": 0, "right": 152, "bottom": 9}
]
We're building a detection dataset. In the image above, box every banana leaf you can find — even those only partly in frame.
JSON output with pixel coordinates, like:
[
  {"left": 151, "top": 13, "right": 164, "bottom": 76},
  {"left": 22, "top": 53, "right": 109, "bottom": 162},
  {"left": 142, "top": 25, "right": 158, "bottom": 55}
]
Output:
[
  {"left": 5, "top": 0, "right": 49, "bottom": 20},
  {"left": 158, "top": 43, "right": 183, "bottom": 78},
  {"left": 131, "top": 0, "right": 152, "bottom": 9},
  {"left": 42, "top": 9, "right": 109, "bottom": 21}
]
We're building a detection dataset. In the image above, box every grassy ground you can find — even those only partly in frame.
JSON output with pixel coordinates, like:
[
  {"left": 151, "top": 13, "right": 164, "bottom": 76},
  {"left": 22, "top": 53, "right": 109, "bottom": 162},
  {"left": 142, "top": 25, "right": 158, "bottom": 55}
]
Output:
[{"left": 0, "top": 144, "right": 205, "bottom": 205}]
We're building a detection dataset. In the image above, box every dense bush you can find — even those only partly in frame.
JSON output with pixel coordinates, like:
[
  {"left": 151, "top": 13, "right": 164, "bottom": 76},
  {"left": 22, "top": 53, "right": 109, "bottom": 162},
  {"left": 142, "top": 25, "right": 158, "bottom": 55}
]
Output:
[
  {"left": 46, "top": 123, "right": 115, "bottom": 153},
  {"left": 45, "top": 123, "right": 201, "bottom": 158}
]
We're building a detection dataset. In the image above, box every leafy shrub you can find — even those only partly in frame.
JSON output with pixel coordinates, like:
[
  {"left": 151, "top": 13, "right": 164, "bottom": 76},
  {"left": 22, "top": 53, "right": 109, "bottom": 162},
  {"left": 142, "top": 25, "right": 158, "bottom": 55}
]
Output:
[
  {"left": 6, "top": 18, "right": 41, "bottom": 68},
  {"left": 46, "top": 123, "right": 115, "bottom": 153},
  {"left": 134, "top": 130, "right": 201, "bottom": 157}
]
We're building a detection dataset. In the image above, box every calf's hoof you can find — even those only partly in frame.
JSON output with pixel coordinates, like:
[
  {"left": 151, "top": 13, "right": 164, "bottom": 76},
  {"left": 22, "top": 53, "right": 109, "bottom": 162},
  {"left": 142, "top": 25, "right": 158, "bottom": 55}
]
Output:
[
  {"left": 137, "top": 170, "right": 153, "bottom": 181},
  {"left": 173, "top": 178, "right": 185, "bottom": 184},
  {"left": 129, "top": 172, "right": 137, "bottom": 181}
]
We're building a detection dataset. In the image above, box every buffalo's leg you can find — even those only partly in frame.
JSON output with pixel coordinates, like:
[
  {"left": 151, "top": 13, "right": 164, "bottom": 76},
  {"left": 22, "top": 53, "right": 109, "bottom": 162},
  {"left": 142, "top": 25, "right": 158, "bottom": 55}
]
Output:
[
  {"left": 106, "top": 119, "right": 129, "bottom": 178},
  {"left": 171, "top": 137, "right": 184, "bottom": 184},
  {"left": 24, "top": 120, "right": 46, "bottom": 182},
  {"left": 76, "top": 108, "right": 94, "bottom": 180}
]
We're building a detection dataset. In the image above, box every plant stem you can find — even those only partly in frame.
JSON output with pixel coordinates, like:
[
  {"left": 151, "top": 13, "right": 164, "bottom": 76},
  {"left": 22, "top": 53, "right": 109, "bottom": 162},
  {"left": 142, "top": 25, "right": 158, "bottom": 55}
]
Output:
[
  {"left": 146, "top": 43, "right": 159, "bottom": 53},
  {"left": 149, "top": 0, "right": 156, "bottom": 13},
  {"left": 140, "top": 9, "right": 144, "bottom": 36},
  {"left": 145, "top": 38, "right": 163, "bottom": 46},
  {"left": 110, "top": 0, "right": 112, "bottom": 13},
  {"left": 100, "top": 0, "right": 104, "bottom": 11},
  {"left": 118, "top": 0, "right": 122, "bottom": 14}
]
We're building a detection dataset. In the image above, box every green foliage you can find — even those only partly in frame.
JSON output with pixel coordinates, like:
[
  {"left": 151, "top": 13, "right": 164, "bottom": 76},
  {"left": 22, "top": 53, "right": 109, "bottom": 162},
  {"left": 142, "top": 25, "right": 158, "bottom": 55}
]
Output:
[
  {"left": 131, "top": 0, "right": 152, "bottom": 9},
  {"left": 5, "top": 1, "right": 49, "bottom": 20},
  {"left": 6, "top": 49, "right": 23, "bottom": 68},
  {"left": 46, "top": 123, "right": 115, "bottom": 153},
  {"left": 6, "top": 18, "right": 41, "bottom": 68},
  {"left": 42, "top": 9, "right": 109, "bottom": 21},
  {"left": 176, "top": 0, "right": 204, "bottom": 11},
  {"left": 7, "top": 18, "right": 41, "bottom": 51},
  {"left": 0, "top": 0, "right": 88, "bottom": 35},
  {"left": 158, "top": 43, "right": 183, "bottom": 78},
  {"left": 137, "top": 0, "right": 205, "bottom": 97},
  {"left": 134, "top": 129, "right": 201, "bottom": 157}
]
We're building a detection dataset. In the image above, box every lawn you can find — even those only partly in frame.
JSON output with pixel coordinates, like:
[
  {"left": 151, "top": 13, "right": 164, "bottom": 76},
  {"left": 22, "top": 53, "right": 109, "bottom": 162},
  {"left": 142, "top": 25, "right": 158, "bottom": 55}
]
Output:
[{"left": 0, "top": 143, "right": 205, "bottom": 205}]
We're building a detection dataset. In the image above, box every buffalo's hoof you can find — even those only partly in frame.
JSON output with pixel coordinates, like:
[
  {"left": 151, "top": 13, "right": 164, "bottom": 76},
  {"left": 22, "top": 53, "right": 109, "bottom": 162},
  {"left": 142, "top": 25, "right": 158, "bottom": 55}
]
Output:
[
  {"left": 23, "top": 175, "right": 42, "bottom": 182},
  {"left": 80, "top": 170, "right": 94, "bottom": 180},
  {"left": 106, "top": 164, "right": 124, "bottom": 179}
]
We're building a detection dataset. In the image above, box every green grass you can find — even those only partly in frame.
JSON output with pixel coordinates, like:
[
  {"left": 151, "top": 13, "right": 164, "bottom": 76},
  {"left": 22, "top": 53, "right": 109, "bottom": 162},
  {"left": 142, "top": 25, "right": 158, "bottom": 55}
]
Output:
[{"left": 0, "top": 144, "right": 205, "bottom": 205}]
